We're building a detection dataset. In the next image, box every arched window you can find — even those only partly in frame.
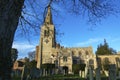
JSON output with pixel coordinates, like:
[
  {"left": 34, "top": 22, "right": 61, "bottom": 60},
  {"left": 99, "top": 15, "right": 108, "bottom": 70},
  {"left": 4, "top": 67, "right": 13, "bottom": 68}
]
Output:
[
  {"left": 116, "top": 57, "right": 119, "bottom": 62},
  {"left": 54, "top": 60, "right": 58, "bottom": 66},
  {"left": 63, "top": 56, "right": 67, "bottom": 62},
  {"left": 104, "top": 57, "right": 109, "bottom": 63},
  {"left": 86, "top": 51, "right": 89, "bottom": 55},
  {"left": 44, "top": 30, "right": 47, "bottom": 36},
  {"left": 115, "top": 57, "right": 120, "bottom": 68},
  {"left": 72, "top": 51, "right": 75, "bottom": 56},
  {"left": 44, "top": 29, "right": 49, "bottom": 37},
  {"left": 80, "top": 60, "right": 85, "bottom": 64},
  {"left": 73, "top": 59, "right": 77, "bottom": 64},
  {"left": 79, "top": 51, "right": 82, "bottom": 56},
  {"left": 97, "top": 57, "right": 101, "bottom": 65},
  {"left": 89, "top": 59, "right": 94, "bottom": 65}
]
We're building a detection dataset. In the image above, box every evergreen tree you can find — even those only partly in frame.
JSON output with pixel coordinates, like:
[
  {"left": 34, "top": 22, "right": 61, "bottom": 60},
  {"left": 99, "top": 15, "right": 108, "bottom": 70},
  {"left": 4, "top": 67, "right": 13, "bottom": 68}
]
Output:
[{"left": 96, "top": 39, "right": 117, "bottom": 55}]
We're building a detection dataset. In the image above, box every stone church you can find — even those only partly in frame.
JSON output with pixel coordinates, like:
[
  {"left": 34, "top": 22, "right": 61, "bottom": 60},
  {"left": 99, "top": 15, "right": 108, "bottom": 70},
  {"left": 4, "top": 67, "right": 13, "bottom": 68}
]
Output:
[
  {"left": 35, "top": 6, "right": 120, "bottom": 76},
  {"left": 11, "top": 5, "right": 120, "bottom": 79},
  {"left": 35, "top": 6, "right": 95, "bottom": 74}
]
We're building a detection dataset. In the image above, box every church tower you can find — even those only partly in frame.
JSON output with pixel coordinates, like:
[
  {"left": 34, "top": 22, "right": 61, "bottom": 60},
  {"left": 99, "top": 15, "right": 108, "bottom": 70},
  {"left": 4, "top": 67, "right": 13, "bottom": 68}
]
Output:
[{"left": 37, "top": 6, "right": 56, "bottom": 68}]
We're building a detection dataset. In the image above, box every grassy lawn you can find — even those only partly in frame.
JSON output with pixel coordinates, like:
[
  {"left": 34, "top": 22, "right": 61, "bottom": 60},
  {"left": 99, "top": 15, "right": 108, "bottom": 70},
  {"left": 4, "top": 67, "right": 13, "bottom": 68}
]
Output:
[
  {"left": 12, "top": 74, "right": 120, "bottom": 80},
  {"left": 12, "top": 74, "right": 83, "bottom": 80}
]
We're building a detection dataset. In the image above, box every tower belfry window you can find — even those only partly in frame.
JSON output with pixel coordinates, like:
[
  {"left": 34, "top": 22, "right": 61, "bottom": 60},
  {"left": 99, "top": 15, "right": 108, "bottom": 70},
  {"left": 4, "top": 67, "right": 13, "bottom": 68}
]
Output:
[{"left": 44, "top": 30, "right": 49, "bottom": 37}]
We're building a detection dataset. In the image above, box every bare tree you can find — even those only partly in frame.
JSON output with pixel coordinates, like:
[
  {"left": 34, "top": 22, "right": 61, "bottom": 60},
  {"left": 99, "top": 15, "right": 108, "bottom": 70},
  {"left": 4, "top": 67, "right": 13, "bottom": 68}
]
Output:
[
  {"left": 0, "top": 0, "right": 119, "bottom": 79},
  {"left": 28, "top": 51, "right": 35, "bottom": 61}
]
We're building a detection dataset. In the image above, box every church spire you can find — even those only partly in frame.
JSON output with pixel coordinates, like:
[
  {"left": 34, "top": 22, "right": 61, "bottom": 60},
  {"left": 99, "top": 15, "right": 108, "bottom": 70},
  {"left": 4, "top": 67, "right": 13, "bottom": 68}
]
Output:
[{"left": 44, "top": 5, "right": 53, "bottom": 24}]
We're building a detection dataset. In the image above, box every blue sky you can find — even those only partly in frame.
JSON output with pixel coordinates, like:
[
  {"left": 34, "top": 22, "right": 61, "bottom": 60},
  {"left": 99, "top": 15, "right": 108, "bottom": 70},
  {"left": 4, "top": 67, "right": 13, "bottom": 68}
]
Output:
[{"left": 12, "top": 1, "right": 120, "bottom": 59}]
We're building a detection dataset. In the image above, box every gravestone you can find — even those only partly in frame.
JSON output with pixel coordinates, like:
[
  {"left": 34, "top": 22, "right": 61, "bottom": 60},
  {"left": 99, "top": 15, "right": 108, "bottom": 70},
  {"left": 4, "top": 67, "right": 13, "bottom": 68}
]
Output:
[
  {"left": 89, "top": 66, "right": 93, "bottom": 80},
  {"left": 30, "top": 67, "right": 40, "bottom": 79},
  {"left": 26, "top": 75, "right": 30, "bottom": 80},
  {"left": 108, "top": 64, "right": 116, "bottom": 80},
  {"left": 21, "top": 65, "right": 28, "bottom": 80},
  {"left": 118, "top": 71, "right": 120, "bottom": 78},
  {"left": 45, "top": 70, "right": 48, "bottom": 76},
  {"left": 39, "top": 69, "right": 42, "bottom": 76},
  {"left": 79, "top": 71, "right": 85, "bottom": 78},
  {"left": 81, "top": 71, "right": 85, "bottom": 78},
  {"left": 85, "top": 66, "right": 88, "bottom": 79},
  {"left": 43, "top": 69, "right": 46, "bottom": 76},
  {"left": 79, "top": 71, "right": 81, "bottom": 77},
  {"left": 96, "top": 68, "right": 101, "bottom": 80}
]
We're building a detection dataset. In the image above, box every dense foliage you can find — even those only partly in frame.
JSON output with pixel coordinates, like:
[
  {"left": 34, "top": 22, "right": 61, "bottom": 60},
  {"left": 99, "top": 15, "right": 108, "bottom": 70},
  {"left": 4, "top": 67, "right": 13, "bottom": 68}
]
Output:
[{"left": 96, "top": 39, "right": 117, "bottom": 55}]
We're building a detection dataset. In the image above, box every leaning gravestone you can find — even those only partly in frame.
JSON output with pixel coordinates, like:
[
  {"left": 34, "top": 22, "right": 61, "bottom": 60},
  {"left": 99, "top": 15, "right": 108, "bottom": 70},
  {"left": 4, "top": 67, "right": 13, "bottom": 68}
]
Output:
[
  {"left": 96, "top": 68, "right": 101, "bottom": 80},
  {"left": 108, "top": 64, "right": 116, "bottom": 80}
]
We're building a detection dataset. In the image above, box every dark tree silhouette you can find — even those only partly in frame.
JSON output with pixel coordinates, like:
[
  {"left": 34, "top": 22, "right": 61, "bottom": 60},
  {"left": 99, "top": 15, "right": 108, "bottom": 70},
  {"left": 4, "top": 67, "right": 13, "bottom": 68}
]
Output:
[
  {"left": 96, "top": 39, "right": 117, "bottom": 55},
  {"left": 0, "top": 0, "right": 24, "bottom": 80},
  {"left": 11, "top": 48, "right": 18, "bottom": 65}
]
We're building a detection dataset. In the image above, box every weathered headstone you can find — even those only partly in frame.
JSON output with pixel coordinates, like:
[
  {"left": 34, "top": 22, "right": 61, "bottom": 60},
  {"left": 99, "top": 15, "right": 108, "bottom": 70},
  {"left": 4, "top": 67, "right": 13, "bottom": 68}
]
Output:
[
  {"left": 96, "top": 68, "right": 101, "bottom": 80},
  {"left": 79, "top": 71, "right": 85, "bottom": 78},
  {"left": 39, "top": 69, "right": 42, "bottom": 77},
  {"left": 26, "top": 75, "right": 30, "bottom": 80},
  {"left": 109, "top": 64, "right": 116, "bottom": 80},
  {"left": 89, "top": 66, "right": 93, "bottom": 80},
  {"left": 118, "top": 71, "right": 120, "bottom": 78},
  {"left": 30, "top": 67, "right": 40, "bottom": 79},
  {"left": 85, "top": 66, "right": 88, "bottom": 79},
  {"left": 52, "top": 68, "right": 55, "bottom": 75},
  {"left": 63, "top": 69, "right": 65, "bottom": 75},
  {"left": 21, "top": 65, "right": 28, "bottom": 80},
  {"left": 81, "top": 71, "right": 85, "bottom": 78},
  {"left": 43, "top": 69, "right": 46, "bottom": 76},
  {"left": 79, "top": 71, "right": 81, "bottom": 77}
]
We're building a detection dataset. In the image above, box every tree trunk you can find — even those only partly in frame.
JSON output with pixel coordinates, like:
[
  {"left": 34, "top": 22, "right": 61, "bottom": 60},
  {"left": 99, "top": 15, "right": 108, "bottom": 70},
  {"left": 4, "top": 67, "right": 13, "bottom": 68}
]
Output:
[{"left": 0, "top": 0, "right": 24, "bottom": 80}]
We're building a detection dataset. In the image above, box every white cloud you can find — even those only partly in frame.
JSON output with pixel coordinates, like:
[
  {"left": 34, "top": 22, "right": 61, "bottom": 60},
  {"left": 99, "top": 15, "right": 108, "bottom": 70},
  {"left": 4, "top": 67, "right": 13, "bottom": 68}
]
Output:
[
  {"left": 76, "top": 38, "right": 103, "bottom": 46},
  {"left": 13, "top": 43, "right": 35, "bottom": 50},
  {"left": 111, "top": 38, "right": 120, "bottom": 42},
  {"left": 12, "top": 42, "right": 36, "bottom": 59}
]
